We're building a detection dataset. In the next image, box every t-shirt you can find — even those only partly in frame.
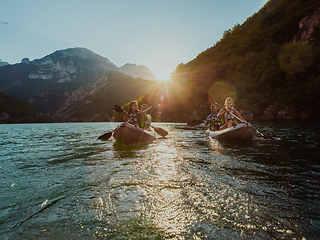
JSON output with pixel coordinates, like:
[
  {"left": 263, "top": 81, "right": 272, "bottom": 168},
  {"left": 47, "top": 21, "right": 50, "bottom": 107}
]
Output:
[{"left": 146, "top": 114, "right": 152, "bottom": 124}]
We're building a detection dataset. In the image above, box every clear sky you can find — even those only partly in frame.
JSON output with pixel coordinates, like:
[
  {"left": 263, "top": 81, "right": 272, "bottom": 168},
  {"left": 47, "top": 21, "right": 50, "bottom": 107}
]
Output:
[{"left": 0, "top": 0, "right": 268, "bottom": 80}]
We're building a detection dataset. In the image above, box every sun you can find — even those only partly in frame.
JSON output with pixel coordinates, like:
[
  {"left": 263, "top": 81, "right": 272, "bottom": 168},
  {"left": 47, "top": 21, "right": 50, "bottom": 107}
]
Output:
[{"left": 155, "top": 68, "right": 173, "bottom": 81}]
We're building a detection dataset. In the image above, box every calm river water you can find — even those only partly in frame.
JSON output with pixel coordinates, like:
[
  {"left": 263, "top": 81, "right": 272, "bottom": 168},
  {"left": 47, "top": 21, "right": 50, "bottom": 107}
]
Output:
[{"left": 0, "top": 121, "right": 319, "bottom": 239}]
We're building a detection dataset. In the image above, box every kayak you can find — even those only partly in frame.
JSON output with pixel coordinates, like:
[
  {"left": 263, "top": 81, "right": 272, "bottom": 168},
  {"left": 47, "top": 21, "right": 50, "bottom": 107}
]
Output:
[
  {"left": 206, "top": 123, "right": 256, "bottom": 141},
  {"left": 113, "top": 122, "right": 156, "bottom": 145}
]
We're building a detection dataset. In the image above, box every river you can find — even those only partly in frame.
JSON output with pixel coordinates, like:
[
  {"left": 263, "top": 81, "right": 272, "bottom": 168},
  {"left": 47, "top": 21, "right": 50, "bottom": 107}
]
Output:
[{"left": 0, "top": 121, "right": 319, "bottom": 239}]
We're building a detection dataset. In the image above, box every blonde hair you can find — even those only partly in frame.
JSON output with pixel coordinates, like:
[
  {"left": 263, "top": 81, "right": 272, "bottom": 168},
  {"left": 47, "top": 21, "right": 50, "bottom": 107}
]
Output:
[{"left": 224, "top": 97, "right": 234, "bottom": 106}]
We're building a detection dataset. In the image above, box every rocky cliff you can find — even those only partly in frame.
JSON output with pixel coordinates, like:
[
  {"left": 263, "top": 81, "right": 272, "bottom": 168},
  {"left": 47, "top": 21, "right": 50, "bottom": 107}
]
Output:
[
  {"left": 293, "top": 7, "right": 320, "bottom": 44},
  {"left": 52, "top": 71, "right": 157, "bottom": 122}
]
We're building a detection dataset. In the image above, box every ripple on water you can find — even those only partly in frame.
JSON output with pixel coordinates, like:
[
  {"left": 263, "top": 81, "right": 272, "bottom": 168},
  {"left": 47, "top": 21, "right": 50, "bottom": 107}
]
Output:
[{"left": 0, "top": 122, "right": 319, "bottom": 239}]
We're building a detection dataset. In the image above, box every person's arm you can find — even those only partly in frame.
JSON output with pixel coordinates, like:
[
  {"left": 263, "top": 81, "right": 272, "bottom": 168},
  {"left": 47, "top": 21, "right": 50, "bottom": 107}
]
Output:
[
  {"left": 205, "top": 114, "right": 212, "bottom": 125},
  {"left": 139, "top": 111, "right": 148, "bottom": 121},
  {"left": 217, "top": 109, "right": 225, "bottom": 119}
]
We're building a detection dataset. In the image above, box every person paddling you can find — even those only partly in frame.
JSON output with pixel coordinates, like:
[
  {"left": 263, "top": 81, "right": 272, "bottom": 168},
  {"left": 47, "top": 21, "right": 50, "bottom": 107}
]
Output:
[
  {"left": 218, "top": 97, "right": 246, "bottom": 130},
  {"left": 124, "top": 101, "right": 146, "bottom": 128},
  {"left": 140, "top": 103, "right": 152, "bottom": 130},
  {"left": 205, "top": 104, "right": 222, "bottom": 131},
  {"left": 123, "top": 101, "right": 148, "bottom": 128}
]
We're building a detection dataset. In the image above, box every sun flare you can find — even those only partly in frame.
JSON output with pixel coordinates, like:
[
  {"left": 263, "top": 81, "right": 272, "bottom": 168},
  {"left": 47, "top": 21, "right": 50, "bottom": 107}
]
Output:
[{"left": 155, "top": 68, "right": 173, "bottom": 81}]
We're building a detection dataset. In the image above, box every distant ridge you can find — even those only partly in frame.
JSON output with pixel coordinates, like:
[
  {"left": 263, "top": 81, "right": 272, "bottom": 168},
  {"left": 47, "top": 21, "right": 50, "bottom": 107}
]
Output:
[
  {"left": 120, "top": 63, "right": 157, "bottom": 81},
  {"left": 0, "top": 59, "right": 9, "bottom": 67},
  {"left": 0, "top": 47, "right": 157, "bottom": 115}
]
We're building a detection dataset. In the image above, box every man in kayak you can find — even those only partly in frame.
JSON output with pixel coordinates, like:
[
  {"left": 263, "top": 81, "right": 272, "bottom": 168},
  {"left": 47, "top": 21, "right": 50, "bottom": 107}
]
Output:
[
  {"left": 217, "top": 97, "right": 247, "bottom": 130},
  {"left": 205, "top": 104, "right": 222, "bottom": 131},
  {"left": 140, "top": 103, "right": 152, "bottom": 130}
]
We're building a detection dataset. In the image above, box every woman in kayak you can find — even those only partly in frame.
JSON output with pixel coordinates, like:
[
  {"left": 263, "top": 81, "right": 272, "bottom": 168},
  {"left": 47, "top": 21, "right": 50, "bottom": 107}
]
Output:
[
  {"left": 124, "top": 101, "right": 148, "bottom": 128},
  {"left": 205, "top": 104, "right": 222, "bottom": 131},
  {"left": 218, "top": 97, "right": 247, "bottom": 130},
  {"left": 124, "top": 101, "right": 141, "bottom": 127}
]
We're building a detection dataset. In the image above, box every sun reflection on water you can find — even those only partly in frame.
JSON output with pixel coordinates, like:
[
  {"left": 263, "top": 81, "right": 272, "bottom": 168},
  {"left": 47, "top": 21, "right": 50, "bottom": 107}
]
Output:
[{"left": 138, "top": 141, "right": 194, "bottom": 235}]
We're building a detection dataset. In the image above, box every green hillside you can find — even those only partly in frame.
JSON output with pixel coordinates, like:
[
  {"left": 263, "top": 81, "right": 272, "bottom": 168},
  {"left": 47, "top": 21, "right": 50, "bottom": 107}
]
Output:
[
  {"left": 0, "top": 92, "right": 53, "bottom": 123},
  {"left": 151, "top": 0, "right": 320, "bottom": 121}
]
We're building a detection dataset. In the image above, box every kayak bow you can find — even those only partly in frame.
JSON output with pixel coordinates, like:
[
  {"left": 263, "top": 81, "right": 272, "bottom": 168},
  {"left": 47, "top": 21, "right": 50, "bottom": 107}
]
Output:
[
  {"left": 113, "top": 122, "right": 156, "bottom": 145},
  {"left": 206, "top": 123, "right": 256, "bottom": 141}
]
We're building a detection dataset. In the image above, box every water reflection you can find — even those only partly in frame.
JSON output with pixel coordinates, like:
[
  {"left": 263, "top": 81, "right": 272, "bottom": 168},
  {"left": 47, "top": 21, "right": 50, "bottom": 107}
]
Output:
[
  {"left": 113, "top": 141, "right": 150, "bottom": 158},
  {"left": 138, "top": 138, "right": 191, "bottom": 236},
  {"left": 2, "top": 122, "right": 319, "bottom": 238}
]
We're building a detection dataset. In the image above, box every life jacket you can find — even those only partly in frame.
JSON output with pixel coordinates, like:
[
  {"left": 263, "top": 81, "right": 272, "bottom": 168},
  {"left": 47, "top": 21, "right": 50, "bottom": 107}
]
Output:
[
  {"left": 224, "top": 107, "right": 236, "bottom": 121},
  {"left": 221, "top": 115, "right": 225, "bottom": 125},
  {"left": 209, "top": 113, "right": 221, "bottom": 126},
  {"left": 127, "top": 112, "right": 142, "bottom": 128},
  {"left": 140, "top": 114, "right": 151, "bottom": 129}
]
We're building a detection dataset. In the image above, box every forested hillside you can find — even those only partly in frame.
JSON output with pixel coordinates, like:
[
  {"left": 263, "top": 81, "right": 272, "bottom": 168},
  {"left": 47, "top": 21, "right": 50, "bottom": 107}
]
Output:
[
  {"left": 0, "top": 92, "right": 52, "bottom": 123},
  {"left": 151, "top": 0, "right": 320, "bottom": 121}
]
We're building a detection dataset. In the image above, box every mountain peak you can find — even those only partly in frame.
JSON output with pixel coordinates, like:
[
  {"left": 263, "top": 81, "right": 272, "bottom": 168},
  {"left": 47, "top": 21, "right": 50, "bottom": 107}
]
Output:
[
  {"left": 32, "top": 47, "right": 114, "bottom": 66},
  {"left": 120, "top": 63, "right": 157, "bottom": 81},
  {"left": 0, "top": 59, "right": 9, "bottom": 67}
]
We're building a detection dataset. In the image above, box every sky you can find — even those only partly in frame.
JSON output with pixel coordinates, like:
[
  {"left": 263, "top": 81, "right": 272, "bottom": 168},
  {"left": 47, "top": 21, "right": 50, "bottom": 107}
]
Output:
[{"left": 0, "top": 0, "right": 269, "bottom": 80}]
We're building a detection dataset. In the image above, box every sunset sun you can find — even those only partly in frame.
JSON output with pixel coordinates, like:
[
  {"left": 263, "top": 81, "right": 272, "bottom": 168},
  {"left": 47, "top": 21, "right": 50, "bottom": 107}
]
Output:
[{"left": 155, "top": 68, "right": 172, "bottom": 81}]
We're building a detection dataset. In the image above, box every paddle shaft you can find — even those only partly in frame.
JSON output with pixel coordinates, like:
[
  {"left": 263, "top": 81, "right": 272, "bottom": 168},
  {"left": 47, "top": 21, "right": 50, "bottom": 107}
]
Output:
[{"left": 214, "top": 102, "right": 246, "bottom": 124}]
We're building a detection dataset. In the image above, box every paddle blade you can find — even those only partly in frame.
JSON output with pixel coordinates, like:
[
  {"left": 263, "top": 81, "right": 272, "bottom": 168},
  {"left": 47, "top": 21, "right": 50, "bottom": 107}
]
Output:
[
  {"left": 187, "top": 120, "right": 204, "bottom": 126},
  {"left": 154, "top": 127, "right": 168, "bottom": 137},
  {"left": 255, "top": 130, "right": 275, "bottom": 140},
  {"left": 114, "top": 105, "right": 124, "bottom": 113},
  {"left": 98, "top": 131, "right": 113, "bottom": 140}
]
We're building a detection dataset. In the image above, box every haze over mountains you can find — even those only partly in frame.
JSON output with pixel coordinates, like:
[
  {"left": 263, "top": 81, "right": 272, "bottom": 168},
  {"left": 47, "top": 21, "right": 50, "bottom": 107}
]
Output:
[{"left": 0, "top": 48, "right": 157, "bottom": 116}]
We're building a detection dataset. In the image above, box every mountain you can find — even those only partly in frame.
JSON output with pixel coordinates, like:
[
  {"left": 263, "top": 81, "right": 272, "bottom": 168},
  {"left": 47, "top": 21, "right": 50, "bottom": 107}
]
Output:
[
  {"left": 0, "top": 48, "right": 156, "bottom": 115},
  {"left": 159, "top": 0, "right": 320, "bottom": 121},
  {"left": 0, "top": 92, "right": 52, "bottom": 123},
  {"left": 52, "top": 71, "right": 157, "bottom": 122},
  {"left": 0, "top": 59, "right": 9, "bottom": 67},
  {"left": 120, "top": 63, "right": 157, "bottom": 81}
]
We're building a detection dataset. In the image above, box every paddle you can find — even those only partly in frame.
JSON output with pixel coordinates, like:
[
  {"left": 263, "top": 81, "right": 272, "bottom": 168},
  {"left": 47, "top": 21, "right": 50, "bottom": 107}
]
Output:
[
  {"left": 213, "top": 101, "right": 275, "bottom": 140},
  {"left": 97, "top": 105, "right": 124, "bottom": 140},
  {"left": 97, "top": 131, "right": 114, "bottom": 140},
  {"left": 114, "top": 105, "right": 168, "bottom": 137},
  {"left": 149, "top": 125, "right": 168, "bottom": 137}
]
